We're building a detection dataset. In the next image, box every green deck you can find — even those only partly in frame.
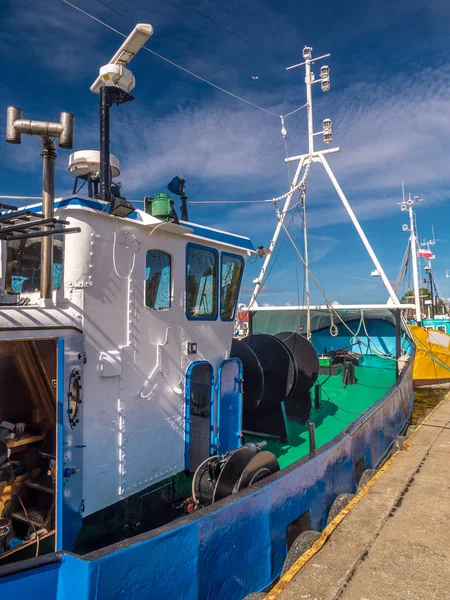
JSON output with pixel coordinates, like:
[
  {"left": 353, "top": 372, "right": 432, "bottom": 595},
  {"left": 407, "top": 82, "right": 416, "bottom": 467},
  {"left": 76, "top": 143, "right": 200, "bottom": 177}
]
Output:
[{"left": 245, "top": 355, "right": 397, "bottom": 469}]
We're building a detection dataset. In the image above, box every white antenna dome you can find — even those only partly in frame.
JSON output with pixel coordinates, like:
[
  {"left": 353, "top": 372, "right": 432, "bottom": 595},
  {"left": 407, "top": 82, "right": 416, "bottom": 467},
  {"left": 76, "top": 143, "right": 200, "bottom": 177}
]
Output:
[{"left": 68, "top": 150, "right": 120, "bottom": 178}]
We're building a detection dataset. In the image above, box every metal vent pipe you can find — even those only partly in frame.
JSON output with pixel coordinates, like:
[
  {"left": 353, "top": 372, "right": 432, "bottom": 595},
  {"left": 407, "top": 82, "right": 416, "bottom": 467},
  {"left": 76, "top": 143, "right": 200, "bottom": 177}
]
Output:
[{"left": 6, "top": 107, "right": 74, "bottom": 299}]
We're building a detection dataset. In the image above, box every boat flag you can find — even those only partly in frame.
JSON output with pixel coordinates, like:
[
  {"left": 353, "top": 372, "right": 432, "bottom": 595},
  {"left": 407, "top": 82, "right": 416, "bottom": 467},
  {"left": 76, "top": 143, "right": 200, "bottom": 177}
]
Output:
[{"left": 418, "top": 249, "right": 434, "bottom": 259}]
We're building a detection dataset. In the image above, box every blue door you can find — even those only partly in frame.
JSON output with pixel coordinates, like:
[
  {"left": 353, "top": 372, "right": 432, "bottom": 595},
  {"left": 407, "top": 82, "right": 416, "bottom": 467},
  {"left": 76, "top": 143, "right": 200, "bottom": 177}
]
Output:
[
  {"left": 217, "top": 358, "right": 243, "bottom": 454},
  {"left": 57, "top": 334, "right": 84, "bottom": 551}
]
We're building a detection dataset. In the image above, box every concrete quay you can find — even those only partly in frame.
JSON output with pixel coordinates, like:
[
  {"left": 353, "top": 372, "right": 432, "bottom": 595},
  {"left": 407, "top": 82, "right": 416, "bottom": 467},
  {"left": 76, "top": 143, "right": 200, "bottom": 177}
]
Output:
[{"left": 266, "top": 393, "right": 450, "bottom": 600}]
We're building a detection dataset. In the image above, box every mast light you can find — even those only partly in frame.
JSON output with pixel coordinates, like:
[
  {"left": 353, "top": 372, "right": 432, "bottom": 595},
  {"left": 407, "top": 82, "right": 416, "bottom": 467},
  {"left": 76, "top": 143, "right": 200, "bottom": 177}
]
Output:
[
  {"left": 323, "top": 118, "right": 332, "bottom": 144},
  {"left": 303, "top": 46, "right": 312, "bottom": 60},
  {"left": 320, "top": 65, "right": 330, "bottom": 92}
]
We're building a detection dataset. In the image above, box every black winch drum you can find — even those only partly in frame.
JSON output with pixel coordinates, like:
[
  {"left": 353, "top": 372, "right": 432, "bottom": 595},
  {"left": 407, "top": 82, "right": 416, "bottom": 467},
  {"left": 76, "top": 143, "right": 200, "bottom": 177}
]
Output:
[
  {"left": 230, "top": 338, "right": 264, "bottom": 412},
  {"left": 213, "top": 446, "right": 255, "bottom": 502},
  {"left": 233, "top": 451, "right": 280, "bottom": 493},
  {"left": 274, "top": 332, "right": 319, "bottom": 396},
  {"left": 241, "top": 334, "right": 296, "bottom": 407}
]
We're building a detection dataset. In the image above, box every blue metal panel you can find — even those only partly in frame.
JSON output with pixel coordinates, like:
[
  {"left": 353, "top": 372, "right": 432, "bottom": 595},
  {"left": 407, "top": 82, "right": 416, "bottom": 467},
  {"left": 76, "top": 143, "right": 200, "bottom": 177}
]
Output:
[
  {"left": 19, "top": 197, "right": 143, "bottom": 221},
  {"left": 57, "top": 554, "right": 91, "bottom": 600},
  {"left": 57, "top": 334, "right": 85, "bottom": 551},
  {"left": 216, "top": 358, "right": 243, "bottom": 453},
  {"left": 181, "top": 221, "right": 255, "bottom": 252},
  {"left": 0, "top": 562, "right": 60, "bottom": 599}
]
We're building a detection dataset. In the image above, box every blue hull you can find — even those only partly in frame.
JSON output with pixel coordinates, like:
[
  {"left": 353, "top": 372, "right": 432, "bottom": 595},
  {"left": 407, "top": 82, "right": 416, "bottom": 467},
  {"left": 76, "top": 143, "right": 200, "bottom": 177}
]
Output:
[{"left": 1, "top": 355, "right": 414, "bottom": 600}]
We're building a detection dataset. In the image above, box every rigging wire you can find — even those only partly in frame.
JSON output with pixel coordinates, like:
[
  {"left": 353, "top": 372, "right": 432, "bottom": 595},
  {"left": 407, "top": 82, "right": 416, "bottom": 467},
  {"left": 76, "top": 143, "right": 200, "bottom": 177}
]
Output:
[
  {"left": 282, "top": 103, "right": 308, "bottom": 118},
  {"left": 252, "top": 206, "right": 299, "bottom": 296},
  {"left": 248, "top": 159, "right": 312, "bottom": 308},
  {"left": 93, "top": 0, "right": 239, "bottom": 74},
  {"left": 64, "top": 1, "right": 275, "bottom": 117},
  {"left": 189, "top": 166, "right": 312, "bottom": 207},
  {"left": 62, "top": 1, "right": 306, "bottom": 120},
  {"left": 94, "top": 0, "right": 132, "bottom": 22},
  {"left": 394, "top": 240, "right": 411, "bottom": 294},
  {"left": 179, "top": 0, "right": 267, "bottom": 52},
  {"left": 280, "top": 222, "right": 402, "bottom": 360}
]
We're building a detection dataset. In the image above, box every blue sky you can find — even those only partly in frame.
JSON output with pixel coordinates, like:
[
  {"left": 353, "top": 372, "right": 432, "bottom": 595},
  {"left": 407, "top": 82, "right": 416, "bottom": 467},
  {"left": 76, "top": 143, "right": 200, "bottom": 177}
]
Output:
[{"left": 1, "top": 0, "right": 450, "bottom": 306}]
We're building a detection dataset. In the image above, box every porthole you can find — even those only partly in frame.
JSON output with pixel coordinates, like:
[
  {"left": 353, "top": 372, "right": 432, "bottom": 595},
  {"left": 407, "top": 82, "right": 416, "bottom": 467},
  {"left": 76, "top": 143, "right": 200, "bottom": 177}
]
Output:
[{"left": 68, "top": 368, "right": 82, "bottom": 429}]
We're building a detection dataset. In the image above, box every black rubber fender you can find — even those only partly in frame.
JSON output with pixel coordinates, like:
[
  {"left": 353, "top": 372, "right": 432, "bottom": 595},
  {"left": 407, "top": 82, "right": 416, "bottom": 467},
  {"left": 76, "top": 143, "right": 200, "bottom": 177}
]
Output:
[
  {"left": 326, "top": 493, "right": 355, "bottom": 525},
  {"left": 281, "top": 530, "right": 321, "bottom": 575},
  {"left": 357, "top": 468, "right": 377, "bottom": 492}
]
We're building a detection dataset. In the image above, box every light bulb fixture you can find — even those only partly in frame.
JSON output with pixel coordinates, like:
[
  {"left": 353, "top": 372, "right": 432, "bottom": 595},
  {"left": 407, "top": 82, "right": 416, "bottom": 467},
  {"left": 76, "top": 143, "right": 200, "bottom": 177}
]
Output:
[
  {"left": 323, "top": 118, "right": 332, "bottom": 144},
  {"left": 303, "top": 46, "right": 312, "bottom": 60},
  {"left": 320, "top": 65, "right": 330, "bottom": 92},
  {"left": 109, "top": 196, "right": 135, "bottom": 218}
]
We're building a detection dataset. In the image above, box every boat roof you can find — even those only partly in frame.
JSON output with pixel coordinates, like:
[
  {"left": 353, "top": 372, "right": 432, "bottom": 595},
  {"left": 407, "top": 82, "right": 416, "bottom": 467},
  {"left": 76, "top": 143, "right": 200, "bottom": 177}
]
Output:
[{"left": 14, "top": 195, "right": 255, "bottom": 253}]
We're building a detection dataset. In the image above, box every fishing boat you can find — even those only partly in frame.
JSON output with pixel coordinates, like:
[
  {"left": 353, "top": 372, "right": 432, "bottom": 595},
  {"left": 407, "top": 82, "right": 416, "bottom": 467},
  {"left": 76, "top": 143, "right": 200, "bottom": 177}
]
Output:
[
  {"left": 0, "top": 26, "right": 415, "bottom": 600},
  {"left": 396, "top": 193, "right": 450, "bottom": 387}
]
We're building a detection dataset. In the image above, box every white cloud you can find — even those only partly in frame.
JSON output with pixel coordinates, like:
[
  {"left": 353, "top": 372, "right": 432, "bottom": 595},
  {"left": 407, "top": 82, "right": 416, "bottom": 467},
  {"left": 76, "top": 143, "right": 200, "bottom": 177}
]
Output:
[{"left": 103, "top": 58, "right": 450, "bottom": 238}]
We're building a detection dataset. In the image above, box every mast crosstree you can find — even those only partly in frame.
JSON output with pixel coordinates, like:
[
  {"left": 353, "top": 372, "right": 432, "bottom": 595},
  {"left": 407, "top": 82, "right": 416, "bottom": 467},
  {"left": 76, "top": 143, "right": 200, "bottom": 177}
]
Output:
[{"left": 249, "top": 46, "right": 401, "bottom": 325}]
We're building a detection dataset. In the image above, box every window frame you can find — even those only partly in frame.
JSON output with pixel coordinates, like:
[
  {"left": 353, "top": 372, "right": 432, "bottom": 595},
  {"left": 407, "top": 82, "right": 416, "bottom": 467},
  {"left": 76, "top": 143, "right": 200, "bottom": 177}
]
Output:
[
  {"left": 5, "top": 235, "right": 64, "bottom": 295},
  {"left": 185, "top": 242, "right": 219, "bottom": 321},
  {"left": 220, "top": 251, "right": 245, "bottom": 322},
  {"left": 144, "top": 249, "right": 173, "bottom": 311}
]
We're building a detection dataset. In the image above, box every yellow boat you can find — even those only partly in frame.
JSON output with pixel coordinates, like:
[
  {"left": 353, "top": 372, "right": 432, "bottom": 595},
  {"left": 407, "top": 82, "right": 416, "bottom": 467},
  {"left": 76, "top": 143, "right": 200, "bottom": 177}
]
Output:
[{"left": 409, "top": 325, "right": 450, "bottom": 387}]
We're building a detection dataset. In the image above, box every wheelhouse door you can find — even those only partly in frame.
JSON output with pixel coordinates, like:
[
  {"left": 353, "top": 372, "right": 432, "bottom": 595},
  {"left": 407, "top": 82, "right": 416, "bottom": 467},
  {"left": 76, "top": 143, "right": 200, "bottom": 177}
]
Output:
[
  {"left": 185, "top": 362, "right": 214, "bottom": 471},
  {"left": 217, "top": 358, "right": 243, "bottom": 454},
  {"left": 57, "top": 333, "right": 84, "bottom": 551}
]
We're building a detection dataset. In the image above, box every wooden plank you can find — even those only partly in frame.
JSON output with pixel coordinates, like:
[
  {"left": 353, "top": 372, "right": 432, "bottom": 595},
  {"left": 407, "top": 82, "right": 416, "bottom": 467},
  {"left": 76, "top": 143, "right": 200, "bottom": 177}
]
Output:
[
  {"left": 6, "top": 434, "right": 45, "bottom": 449},
  {"left": 0, "top": 473, "right": 27, "bottom": 492}
]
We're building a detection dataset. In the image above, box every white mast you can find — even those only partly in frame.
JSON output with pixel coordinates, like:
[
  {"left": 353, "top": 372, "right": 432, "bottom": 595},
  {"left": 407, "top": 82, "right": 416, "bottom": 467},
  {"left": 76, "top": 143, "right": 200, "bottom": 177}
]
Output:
[
  {"left": 250, "top": 46, "right": 401, "bottom": 311},
  {"left": 399, "top": 187, "right": 422, "bottom": 323},
  {"left": 248, "top": 157, "right": 305, "bottom": 308}
]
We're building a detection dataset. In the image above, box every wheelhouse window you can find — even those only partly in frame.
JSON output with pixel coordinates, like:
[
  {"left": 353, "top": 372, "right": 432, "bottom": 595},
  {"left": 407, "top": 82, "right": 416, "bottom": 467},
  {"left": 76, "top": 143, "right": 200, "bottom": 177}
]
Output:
[
  {"left": 145, "top": 250, "right": 171, "bottom": 310},
  {"left": 186, "top": 244, "right": 217, "bottom": 319},
  {"left": 221, "top": 253, "right": 244, "bottom": 320},
  {"left": 6, "top": 236, "right": 63, "bottom": 294}
]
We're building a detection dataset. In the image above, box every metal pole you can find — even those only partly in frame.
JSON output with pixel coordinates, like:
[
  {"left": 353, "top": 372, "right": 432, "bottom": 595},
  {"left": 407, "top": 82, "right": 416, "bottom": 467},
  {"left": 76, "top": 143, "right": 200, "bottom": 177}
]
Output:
[
  {"left": 249, "top": 157, "right": 305, "bottom": 308},
  {"left": 99, "top": 86, "right": 111, "bottom": 202},
  {"left": 409, "top": 204, "right": 422, "bottom": 323},
  {"left": 308, "top": 422, "right": 316, "bottom": 453},
  {"left": 305, "top": 56, "right": 314, "bottom": 156},
  {"left": 302, "top": 195, "right": 311, "bottom": 339},
  {"left": 40, "top": 143, "right": 57, "bottom": 299},
  {"left": 314, "top": 385, "right": 321, "bottom": 409},
  {"left": 180, "top": 194, "right": 189, "bottom": 222},
  {"left": 429, "top": 267, "right": 435, "bottom": 318},
  {"left": 319, "top": 153, "right": 400, "bottom": 306},
  {"left": 395, "top": 309, "right": 401, "bottom": 379},
  {"left": 248, "top": 310, "right": 254, "bottom": 336}
]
